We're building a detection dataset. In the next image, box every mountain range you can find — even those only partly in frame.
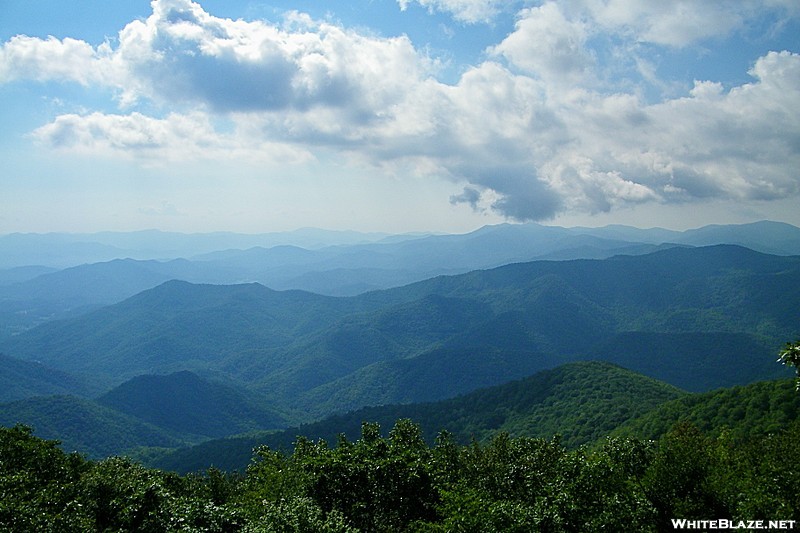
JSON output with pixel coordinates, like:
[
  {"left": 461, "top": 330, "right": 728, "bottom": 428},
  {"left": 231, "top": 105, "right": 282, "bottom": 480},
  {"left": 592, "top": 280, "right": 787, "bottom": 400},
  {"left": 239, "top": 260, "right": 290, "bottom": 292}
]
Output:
[
  {"left": 2, "top": 220, "right": 799, "bottom": 338},
  {"left": 0, "top": 221, "right": 798, "bottom": 468},
  {"left": 1, "top": 243, "right": 796, "bottom": 419}
]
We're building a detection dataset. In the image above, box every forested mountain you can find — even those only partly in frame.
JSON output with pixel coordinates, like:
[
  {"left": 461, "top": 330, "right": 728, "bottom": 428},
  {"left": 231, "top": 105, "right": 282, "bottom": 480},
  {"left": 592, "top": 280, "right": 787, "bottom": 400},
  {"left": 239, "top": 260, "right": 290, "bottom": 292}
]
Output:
[
  {"left": 0, "top": 281, "right": 371, "bottom": 383},
  {"left": 2, "top": 221, "right": 799, "bottom": 338},
  {"left": 0, "top": 395, "right": 184, "bottom": 458},
  {"left": 0, "top": 225, "right": 649, "bottom": 335},
  {"left": 0, "top": 370, "right": 291, "bottom": 458},
  {"left": 0, "top": 361, "right": 683, "bottom": 463},
  {"left": 0, "top": 353, "right": 99, "bottom": 402},
  {"left": 142, "top": 364, "right": 800, "bottom": 476},
  {"left": 1, "top": 245, "right": 796, "bottom": 425},
  {"left": 1, "top": 324, "right": 798, "bottom": 530},
  {"left": 612, "top": 378, "right": 800, "bottom": 441},
  {"left": 1, "top": 229, "right": 798, "bottom": 477},
  {"left": 0, "top": 259, "right": 209, "bottom": 337},
  {"left": 144, "top": 361, "right": 685, "bottom": 473},
  {"left": 97, "top": 371, "right": 288, "bottom": 437}
]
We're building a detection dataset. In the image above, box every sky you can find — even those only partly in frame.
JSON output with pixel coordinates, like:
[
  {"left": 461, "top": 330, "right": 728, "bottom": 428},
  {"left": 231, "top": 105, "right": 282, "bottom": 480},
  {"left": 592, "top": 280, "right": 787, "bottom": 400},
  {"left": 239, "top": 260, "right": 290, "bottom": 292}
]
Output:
[{"left": 0, "top": 0, "right": 799, "bottom": 234}]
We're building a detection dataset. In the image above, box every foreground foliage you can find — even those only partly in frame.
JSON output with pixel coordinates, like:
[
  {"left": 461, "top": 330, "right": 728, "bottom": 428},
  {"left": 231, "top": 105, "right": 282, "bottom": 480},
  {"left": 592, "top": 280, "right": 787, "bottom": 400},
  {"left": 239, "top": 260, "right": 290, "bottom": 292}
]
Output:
[
  {"left": 2, "top": 417, "right": 799, "bottom": 532},
  {"left": 779, "top": 340, "right": 800, "bottom": 390}
]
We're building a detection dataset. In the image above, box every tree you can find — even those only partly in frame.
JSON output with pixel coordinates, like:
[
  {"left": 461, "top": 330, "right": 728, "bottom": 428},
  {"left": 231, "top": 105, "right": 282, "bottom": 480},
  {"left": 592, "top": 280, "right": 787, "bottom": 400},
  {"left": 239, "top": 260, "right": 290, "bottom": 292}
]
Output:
[
  {"left": 641, "top": 422, "right": 730, "bottom": 529},
  {"left": 292, "top": 420, "right": 439, "bottom": 531},
  {"left": 0, "top": 424, "right": 90, "bottom": 531},
  {"left": 778, "top": 340, "right": 800, "bottom": 390}
]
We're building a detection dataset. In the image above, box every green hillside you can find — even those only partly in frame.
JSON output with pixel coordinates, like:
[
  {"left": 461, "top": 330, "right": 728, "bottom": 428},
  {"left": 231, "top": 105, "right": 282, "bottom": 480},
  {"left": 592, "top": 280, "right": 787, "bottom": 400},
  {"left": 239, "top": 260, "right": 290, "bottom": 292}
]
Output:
[
  {"left": 297, "top": 361, "right": 686, "bottom": 448},
  {"left": 4, "top": 356, "right": 800, "bottom": 530},
  {"left": 144, "top": 361, "right": 686, "bottom": 473},
  {"left": 144, "top": 362, "right": 800, "bottom": 476},
  {"left": 0, "top": 395, "right": 185, "bottom": 458},
  {"left": 0, "top": 353, "right": 99, "bottom": 402},
  {"left": 274, "top": 246, "right": 796, "bottom": 415},
  {"left": 295, "top": 346, "right": 562, "bottom": 419},
  {"left": 613, "top": 378, "right": 800, "bottom": 442},
  {"left": 97, "top": 371, "right": 289, "bottom": 438},
  {"left": 2, "top": 245, "right": 798, "bottom": 423},
  {"left": 0, "top": 370, "right": 296, "bottom": 459},
  {"left": 0, "top": 280, "right": 369, "bottom": 381}
]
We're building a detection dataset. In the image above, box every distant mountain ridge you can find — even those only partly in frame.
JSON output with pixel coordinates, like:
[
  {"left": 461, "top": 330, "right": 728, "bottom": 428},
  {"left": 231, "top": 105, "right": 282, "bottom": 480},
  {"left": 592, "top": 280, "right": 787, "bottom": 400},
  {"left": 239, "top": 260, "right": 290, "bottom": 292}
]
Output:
[
  {"left": 0, "top": 227, "right": 402, "bottom": 269},
  {"left": 2, "top": 244, "right": 796, "bottom": 426},
  {"left": 2, "top": 221, "right": 797, "bottom": 271},
  {"left": 565, "top": 220, "right": 800, "bottom": 255},
  {"left": 2, "top": 221, "right": 798, "bottom": 337}
]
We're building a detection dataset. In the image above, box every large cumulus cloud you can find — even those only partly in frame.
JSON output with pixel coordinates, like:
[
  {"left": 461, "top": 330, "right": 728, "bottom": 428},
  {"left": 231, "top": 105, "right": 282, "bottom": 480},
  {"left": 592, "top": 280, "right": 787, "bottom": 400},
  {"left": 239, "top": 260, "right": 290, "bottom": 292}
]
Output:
[{"left": 2, "top": 0, "right": 799, "bottom": 222}]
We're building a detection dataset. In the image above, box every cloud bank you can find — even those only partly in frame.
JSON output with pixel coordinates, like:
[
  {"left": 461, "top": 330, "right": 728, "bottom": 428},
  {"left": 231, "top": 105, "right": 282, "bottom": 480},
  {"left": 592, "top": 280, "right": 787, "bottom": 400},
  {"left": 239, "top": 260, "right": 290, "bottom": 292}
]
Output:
[{"left": 2, "top": 0, "right": 799, "bottom": 222}]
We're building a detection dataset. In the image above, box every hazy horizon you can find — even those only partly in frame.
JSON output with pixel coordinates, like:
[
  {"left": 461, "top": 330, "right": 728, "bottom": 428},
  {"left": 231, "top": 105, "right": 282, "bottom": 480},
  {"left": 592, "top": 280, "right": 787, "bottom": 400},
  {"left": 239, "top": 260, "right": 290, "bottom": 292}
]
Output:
[{"left": 1, "top": 218, "right": 798, "bottom": 239}]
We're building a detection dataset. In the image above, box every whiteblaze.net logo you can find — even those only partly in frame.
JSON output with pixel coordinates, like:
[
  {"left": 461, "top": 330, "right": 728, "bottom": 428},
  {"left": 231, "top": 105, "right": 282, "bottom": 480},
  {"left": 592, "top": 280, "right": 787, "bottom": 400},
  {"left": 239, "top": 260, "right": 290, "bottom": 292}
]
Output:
[{"left": 671, "top": 519, "right": 796, "bottom": 530}]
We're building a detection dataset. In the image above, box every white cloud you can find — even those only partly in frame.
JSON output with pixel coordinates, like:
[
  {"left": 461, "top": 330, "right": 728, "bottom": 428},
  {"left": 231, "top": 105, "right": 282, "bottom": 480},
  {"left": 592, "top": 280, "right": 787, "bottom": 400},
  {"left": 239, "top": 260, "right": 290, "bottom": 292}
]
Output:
[
  {"left": 110, "top": 0, "right": 432, "bottom": 115},
  {"left": 397, "top": 0, "right": 504, "bottom": 24},
  {"left": 1, "top": 0, "right": 432, "bottom": 115},
  {"left": 29, "top": 111, "right": 311, "bottom": 164},
  {"left": 0, "top": 35, "right": 109, "bottom": 85},
  {"left": 2, "top": 0, "right": 799, "bottom": 224},
  {"left": 438, "top": 50, "right": 800, "bottom": 220},
  {"left": 571, "top": 0, "right": 800, "bottom": 47},
  {"left": 491, "top": 3, "right": 593, "bottom": 85},
  {"left": 549, "top": 50, "right": 800, "bottom": 213},
  {"left": 30, "top": 112, "right": 212, "bottom": 158},
  {"left": 574, "top": 0, "right": 742, "bottom": 46}
]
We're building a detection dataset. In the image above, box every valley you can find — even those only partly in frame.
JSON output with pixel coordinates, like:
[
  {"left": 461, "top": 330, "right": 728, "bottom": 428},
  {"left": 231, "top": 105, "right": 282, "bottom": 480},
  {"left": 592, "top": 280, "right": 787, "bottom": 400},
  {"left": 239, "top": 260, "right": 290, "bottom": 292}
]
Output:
[{"left": 0, "top": 219, "right": 800, "bottom": 457}]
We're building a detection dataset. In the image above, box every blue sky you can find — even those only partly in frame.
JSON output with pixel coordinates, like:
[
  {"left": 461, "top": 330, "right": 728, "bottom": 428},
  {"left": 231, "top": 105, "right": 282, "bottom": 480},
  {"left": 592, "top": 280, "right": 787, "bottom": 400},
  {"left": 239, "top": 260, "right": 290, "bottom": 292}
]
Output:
[{"left": 1, "top": 0, "right": 799, "bottom": 234}]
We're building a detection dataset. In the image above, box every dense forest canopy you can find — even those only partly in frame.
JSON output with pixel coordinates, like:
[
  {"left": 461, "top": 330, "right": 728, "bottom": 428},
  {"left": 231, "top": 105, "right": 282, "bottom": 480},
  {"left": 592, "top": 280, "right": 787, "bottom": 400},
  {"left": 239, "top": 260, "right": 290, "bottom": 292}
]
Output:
[{"left": 2, "top": 417, "right": 799, "bottom": 532}]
